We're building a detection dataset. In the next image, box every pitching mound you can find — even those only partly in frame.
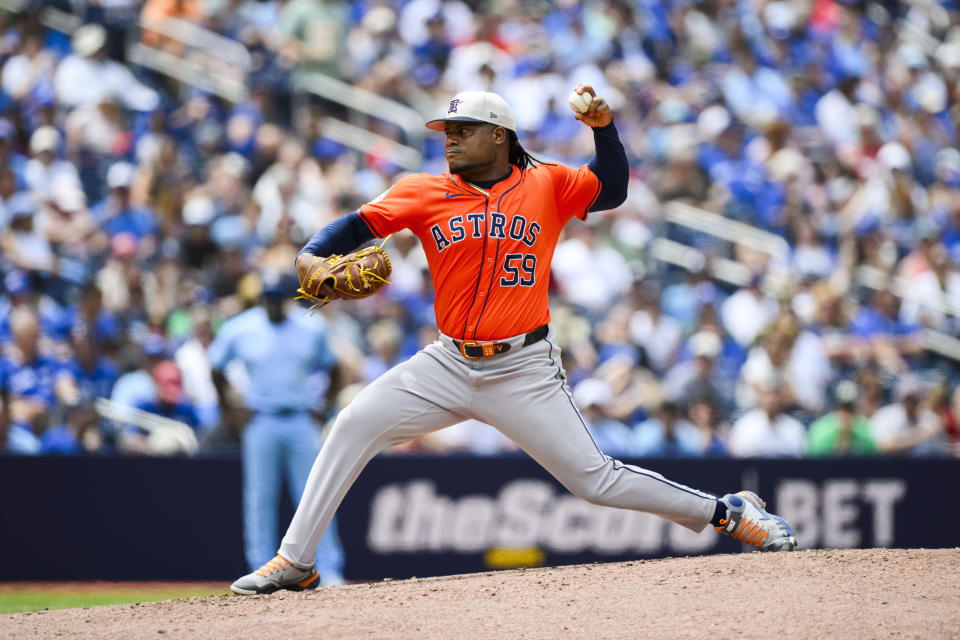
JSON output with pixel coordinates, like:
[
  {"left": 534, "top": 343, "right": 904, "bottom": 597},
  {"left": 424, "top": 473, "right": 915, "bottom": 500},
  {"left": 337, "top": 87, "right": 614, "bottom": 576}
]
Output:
[{"left": 5, "top": 548, "right": 958, "bottom": 639}]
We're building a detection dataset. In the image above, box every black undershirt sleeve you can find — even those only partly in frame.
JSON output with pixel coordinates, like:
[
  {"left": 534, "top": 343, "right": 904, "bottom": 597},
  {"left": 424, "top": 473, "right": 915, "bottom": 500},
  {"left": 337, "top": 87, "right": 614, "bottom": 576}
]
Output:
[
  {"left": 587, "top": 121, "right": 629, "bottom": 212},
  {"left": 299, "top": 211, "right": 375, "bottom": 257}
]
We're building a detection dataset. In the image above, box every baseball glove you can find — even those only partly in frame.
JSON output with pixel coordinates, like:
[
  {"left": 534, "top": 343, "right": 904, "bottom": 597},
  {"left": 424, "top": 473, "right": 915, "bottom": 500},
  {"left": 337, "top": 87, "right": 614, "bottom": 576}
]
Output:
[{"left": 295, "top": 243, "right": 392, "bottom": 306}]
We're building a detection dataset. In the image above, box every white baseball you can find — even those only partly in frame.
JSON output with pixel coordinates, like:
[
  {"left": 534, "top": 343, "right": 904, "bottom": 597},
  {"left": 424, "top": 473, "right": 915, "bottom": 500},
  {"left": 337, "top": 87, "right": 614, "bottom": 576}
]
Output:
[{"left": 567, "top": 90, "right": 593, "bottom": 114}]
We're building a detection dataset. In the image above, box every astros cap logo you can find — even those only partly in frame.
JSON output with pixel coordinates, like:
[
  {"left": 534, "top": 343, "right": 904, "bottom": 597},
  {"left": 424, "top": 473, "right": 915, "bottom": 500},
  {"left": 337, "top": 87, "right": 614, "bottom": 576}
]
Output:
[{"left": 448, "top": 99, "right": 463, "bottom": 114}]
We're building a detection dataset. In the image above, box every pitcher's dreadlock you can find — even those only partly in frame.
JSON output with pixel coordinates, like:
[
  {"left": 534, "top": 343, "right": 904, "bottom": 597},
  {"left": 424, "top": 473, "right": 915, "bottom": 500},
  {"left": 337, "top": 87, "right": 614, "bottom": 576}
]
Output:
[{"left": 508, "top": 131, "right": 549, "bottom": 170}]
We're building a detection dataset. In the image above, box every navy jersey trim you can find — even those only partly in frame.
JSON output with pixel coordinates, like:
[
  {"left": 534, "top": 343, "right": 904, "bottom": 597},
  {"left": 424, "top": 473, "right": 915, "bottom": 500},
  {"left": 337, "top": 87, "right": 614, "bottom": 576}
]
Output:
[
  {"left": 459, "top": 196, "right": 490, "bottom": 340},
  {"left": 472, "top": 172, "right": 524, "bottom": 339},
  {"left": 578, "top": 179, "right": 602, "bottom": 221},
  {"left": 357, "top": 209, "right": 383, "bottom": 238}
]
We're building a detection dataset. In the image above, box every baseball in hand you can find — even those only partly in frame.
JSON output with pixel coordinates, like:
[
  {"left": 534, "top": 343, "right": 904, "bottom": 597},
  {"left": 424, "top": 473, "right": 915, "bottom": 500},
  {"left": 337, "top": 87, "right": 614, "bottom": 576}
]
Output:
[{"left": 568, "top": 90, "right": 593, "bottom": 114}]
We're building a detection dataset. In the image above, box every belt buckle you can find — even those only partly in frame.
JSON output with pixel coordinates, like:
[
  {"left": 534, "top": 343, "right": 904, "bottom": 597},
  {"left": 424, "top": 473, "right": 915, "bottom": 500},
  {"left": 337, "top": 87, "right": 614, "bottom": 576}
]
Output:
[
  {"left": 459, "top": 340, "right": 483, "bottom": 359},
  {"left": 459, "top": 340, "right": 506, "bottom": 359}
]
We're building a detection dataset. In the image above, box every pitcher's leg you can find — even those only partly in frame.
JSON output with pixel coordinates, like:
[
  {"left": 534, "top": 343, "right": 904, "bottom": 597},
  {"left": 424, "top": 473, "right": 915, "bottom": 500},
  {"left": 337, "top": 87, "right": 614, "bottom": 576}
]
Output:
[
  {"left": 278, "top": 349, "right": 467, "bottom": 567},
  {"left": 477, "top": 339, "right": 717, "bottom": 531}
]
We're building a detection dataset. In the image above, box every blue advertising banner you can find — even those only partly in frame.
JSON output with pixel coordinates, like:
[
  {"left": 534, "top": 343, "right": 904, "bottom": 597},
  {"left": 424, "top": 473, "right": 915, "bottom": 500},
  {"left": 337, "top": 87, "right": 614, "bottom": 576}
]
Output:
[
  {"left": 0, "top": 455, "right": 957, "bottom": 581},
  {"left": 0, "top": 456, "right": 245, "bottom": 581}
]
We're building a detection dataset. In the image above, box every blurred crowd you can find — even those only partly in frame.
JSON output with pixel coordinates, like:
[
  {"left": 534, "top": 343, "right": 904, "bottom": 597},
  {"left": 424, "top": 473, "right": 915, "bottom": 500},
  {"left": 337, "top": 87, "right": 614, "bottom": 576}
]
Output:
[{"left": 1, "top": 0, "right": 959, "bottom": 459}]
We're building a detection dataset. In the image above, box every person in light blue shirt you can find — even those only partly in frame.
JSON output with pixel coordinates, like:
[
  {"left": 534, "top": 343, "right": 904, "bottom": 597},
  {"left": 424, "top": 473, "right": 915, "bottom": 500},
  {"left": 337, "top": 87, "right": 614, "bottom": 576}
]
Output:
[
  {"left": 632, "top": 401, "right": 705, "bottom": 458},
  {"left": 208, "top": 274, "right": 345, "bottom": 586}
]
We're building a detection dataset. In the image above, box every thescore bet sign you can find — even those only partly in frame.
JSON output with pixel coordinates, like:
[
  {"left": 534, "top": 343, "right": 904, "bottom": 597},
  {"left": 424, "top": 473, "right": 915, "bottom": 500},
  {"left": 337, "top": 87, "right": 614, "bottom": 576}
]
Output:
[
  {"left": 368, "top": 479, "right": 717, "bottom": 555},
  {"left": 335, "top": 456, "right": 956, "bottom": 579}
]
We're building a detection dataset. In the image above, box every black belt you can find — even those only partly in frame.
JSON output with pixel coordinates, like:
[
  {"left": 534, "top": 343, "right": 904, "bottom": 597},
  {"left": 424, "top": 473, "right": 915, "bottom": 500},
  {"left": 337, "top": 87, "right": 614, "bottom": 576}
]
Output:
[
  {"left": 260, "top": 408, "right": 308, "bottom": 417},
  {"left": 452, "top": 324, "right": 548, "bottom": 359}
]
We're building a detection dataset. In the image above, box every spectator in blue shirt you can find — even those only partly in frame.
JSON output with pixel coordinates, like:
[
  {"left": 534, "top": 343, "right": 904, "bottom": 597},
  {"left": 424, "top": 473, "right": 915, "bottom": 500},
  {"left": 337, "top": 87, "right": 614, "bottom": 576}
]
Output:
[
  {"left": 632, "top": 401, "right": 705, "bottom": 457},
  {"left": 92, "top": 161, "right": 157, "bottom": 243},
  {"left": 121, "top": 359, "right": 202, "bottom": 455},
  {"left": 2, "top": 307, "right": 73, "bottom": 454},
  {"left": 662, "top": 329, "right": 734, "bottom": 420},
  {"left": 40, "top": 402, "right": 107, "bottom": 455},
  {"left": 55, "top": 282, "right": 122, "bottom": 347},
  {"left": 65, "top": 323, "right": 118, "bottom": 402},
  {"left": 111, "top": 333, "right": 169, "bottom": 412},
  {"left": 851, "top": 289, "right": 919, "bottom": 338},
  {"left": 135, "top": 360, "right": 201, "bottom": 430},
  {"left": 851, "top": 289, "right": 924, "bottom": 375},
  {"left": 687, "top": 395, "right": 728, "bottom": 457},
  {"left": 0, "top": 118, "right": 27, "bottom": 188}
]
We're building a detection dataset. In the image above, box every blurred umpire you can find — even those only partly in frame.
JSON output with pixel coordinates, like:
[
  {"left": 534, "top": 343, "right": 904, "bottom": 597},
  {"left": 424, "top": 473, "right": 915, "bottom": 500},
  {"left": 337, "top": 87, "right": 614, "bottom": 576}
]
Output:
[{"left": 208, "top": 272, "right": 345, "bottom": 585}]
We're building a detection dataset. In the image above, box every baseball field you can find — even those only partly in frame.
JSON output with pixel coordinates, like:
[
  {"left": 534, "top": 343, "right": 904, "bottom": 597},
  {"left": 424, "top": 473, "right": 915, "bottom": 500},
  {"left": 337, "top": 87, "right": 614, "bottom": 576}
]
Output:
[
  {"left": 3, "top": 548, "right": 957, "bottom": 639},
  {"left": 0, "top": 582, "right": 229, "bottom": 615}
]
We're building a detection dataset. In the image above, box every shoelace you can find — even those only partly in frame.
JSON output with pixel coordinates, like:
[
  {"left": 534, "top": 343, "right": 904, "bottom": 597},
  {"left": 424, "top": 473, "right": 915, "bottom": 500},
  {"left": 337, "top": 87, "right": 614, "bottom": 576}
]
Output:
[
  {"left": 255, "top": 555, "right": 291, "bottom": 577},
  {"left": 729, "top": 517, "right": 770, "bottom": 547}
]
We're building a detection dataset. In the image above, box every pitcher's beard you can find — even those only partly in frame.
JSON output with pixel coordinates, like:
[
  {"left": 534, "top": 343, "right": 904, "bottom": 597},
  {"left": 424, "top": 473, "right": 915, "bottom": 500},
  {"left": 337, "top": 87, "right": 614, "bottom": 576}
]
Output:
[{"left": 448, "top": 157, "right": 496, "bottom": 178}]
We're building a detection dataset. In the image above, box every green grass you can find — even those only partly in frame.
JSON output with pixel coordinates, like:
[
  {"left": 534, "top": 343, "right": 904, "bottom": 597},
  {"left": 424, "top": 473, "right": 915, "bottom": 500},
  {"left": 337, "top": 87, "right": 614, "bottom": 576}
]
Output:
[{"left": 0, "top": 583, "right": 230, "bottom": 615}]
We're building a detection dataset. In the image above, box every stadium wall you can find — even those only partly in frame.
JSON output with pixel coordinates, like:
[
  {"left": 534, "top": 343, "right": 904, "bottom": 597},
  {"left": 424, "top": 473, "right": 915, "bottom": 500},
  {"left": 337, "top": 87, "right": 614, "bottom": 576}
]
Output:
[{"left": 1, "top": 456, "right": 957, "bottom": 581}]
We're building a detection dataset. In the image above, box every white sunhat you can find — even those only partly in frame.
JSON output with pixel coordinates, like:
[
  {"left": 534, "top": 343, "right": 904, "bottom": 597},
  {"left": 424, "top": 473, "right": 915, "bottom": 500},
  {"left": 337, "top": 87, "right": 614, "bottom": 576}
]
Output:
[
  {"left": 572, "top": 378, "right": 613, "bottom": 409},
  {"left": 48, "top": 173, "right": 86, "bottom": 211},
  {"left": 878, "top": 141, "right": 912, "bottom": 172},
  {"left": 425, "top": 91, "right": 517, "bottom": 132},
  {"left": 72, "top": 24, "right": 107, "bottom": 58},
  {"left": 53, "top": 186, "right": 86, "bottom": 212},
  {"left": 29, "top": 126, "right": 61, "bottom": 154}
]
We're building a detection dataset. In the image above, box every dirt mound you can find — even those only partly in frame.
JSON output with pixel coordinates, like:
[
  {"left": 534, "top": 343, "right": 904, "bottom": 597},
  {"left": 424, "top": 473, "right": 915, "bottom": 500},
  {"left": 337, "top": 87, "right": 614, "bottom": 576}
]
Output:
[{"left": 5, "top": 549, "right": 958, "bottom": 640}]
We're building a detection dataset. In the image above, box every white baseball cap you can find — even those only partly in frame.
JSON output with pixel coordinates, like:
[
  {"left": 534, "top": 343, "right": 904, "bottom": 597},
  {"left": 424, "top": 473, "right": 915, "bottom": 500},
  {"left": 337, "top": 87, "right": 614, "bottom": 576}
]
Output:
[
  {"left": 426, "top": 91, "right": 517, "bottom": 133},
  {"left": 182, "top": 195, "right": 216, "bottom": 226},
  {"left": 689, "top": 330, "right": 722, "bottom": 359},
  {"left": 107, "top": 161, "right": 135, "bottom": 189},
  {"left": 30, "top": 126, "right": 61, "bottom": 154}
]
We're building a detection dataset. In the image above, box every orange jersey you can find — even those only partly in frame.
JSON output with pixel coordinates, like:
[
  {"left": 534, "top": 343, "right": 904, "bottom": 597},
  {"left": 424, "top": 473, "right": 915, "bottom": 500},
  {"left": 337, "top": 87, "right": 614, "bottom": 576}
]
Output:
[{"left": 358, "top": 163, "right": 601, "bottom": 340}]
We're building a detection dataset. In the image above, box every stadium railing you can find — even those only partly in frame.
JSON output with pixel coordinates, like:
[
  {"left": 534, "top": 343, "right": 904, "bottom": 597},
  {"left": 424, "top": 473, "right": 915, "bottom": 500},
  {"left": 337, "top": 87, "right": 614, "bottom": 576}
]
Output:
[
  {"left": 0, "top": 0, "right": 81, "bottom": 34},
  {"left": 94, "top": 398, "right": 200, "bottom": 456},
  {"left": 127, "top": 15, "right": 252, "bottom": 103},
  {"left": 654, "top": 200, "right": 960, "bottom": 363},
  {"left": 293, "top": 71, "right": 425, "bottom": 171}
]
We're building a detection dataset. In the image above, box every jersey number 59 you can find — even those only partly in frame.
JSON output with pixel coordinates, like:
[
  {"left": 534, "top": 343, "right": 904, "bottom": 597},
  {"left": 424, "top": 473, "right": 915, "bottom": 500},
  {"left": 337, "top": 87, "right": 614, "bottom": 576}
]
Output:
[{"left": 500, "top": 254, "right": 536, "bottom": 287}]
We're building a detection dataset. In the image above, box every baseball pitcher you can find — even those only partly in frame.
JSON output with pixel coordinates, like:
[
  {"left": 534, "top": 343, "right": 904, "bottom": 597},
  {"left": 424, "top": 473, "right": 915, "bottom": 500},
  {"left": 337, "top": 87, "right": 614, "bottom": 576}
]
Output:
[{"left": 230, "top": 86, "right": 796, "bottom": 595}]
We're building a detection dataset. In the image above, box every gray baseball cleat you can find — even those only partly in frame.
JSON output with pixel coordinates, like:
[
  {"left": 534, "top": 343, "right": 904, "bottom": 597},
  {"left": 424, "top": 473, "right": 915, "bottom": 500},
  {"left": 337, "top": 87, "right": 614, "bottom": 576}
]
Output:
[
  {"left": 716, "top": 491, "right": 797, "bottom": 551},
  {"left": 231, "top": 555, "right": 320, "bottom": 595}
]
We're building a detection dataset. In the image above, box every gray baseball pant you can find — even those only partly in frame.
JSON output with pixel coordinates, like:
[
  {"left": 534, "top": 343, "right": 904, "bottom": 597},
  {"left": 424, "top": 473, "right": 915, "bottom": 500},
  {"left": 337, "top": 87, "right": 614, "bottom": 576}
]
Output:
[{"left": 278, "top": 330, "right": 717, "bottom": 568}]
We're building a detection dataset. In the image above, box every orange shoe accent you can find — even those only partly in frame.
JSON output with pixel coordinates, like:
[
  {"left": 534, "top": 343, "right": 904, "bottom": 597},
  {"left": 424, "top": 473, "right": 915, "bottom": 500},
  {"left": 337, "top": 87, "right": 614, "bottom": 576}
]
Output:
[
  {"left": 296, "top": 571, "right": 319, "bottom": 588},
  {"left": 729, "top": 518, "right": 769, "bottom": 548},
  {"left": 714, "top": 518, "right": 729, "bottom": 531},
  {"left": 255, "top": 555, "right": 292, "bottom": 577},
  {"left": 730, "top": 519, "right": 770, "bottom": 547}
]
